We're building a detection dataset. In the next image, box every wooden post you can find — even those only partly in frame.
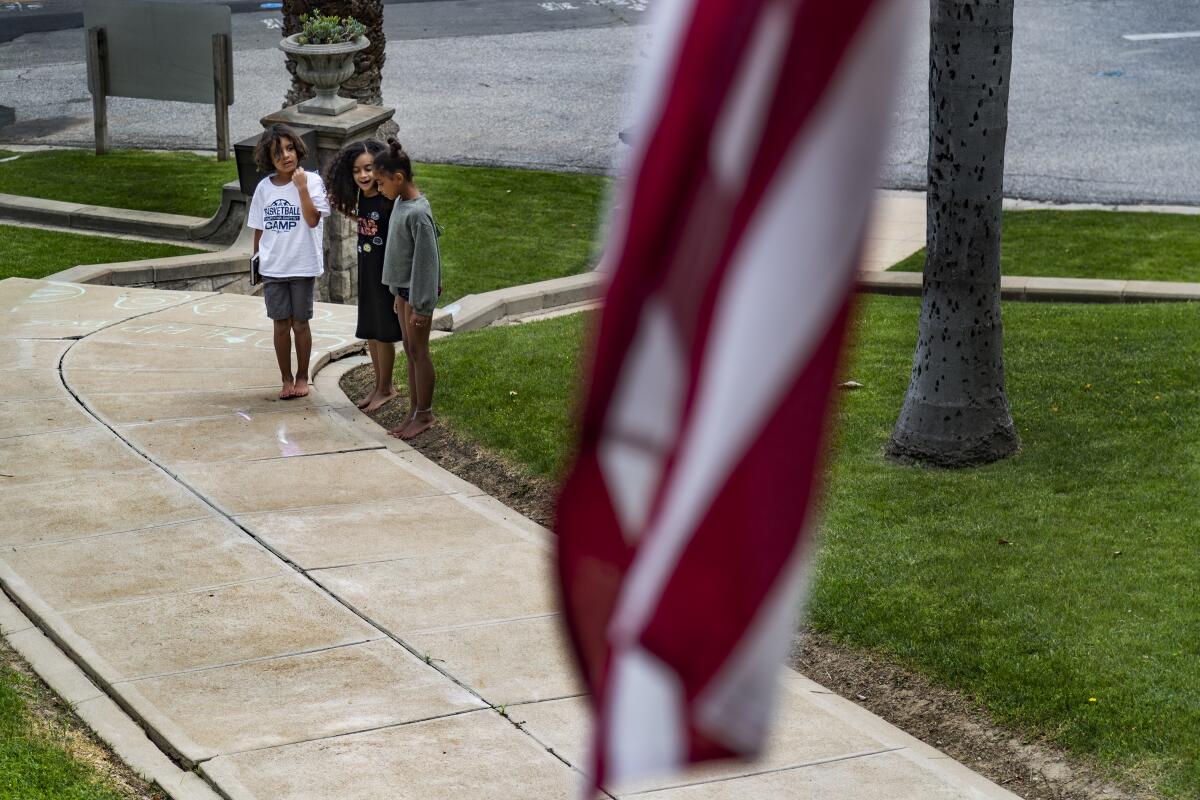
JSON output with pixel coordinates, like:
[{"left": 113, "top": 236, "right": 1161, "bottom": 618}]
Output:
[
  {"left": 86, "top": 27, "right": 109, "bottom": 155},
  {"left": 212, "top": 33, "right": 231, "bottom": 162}
]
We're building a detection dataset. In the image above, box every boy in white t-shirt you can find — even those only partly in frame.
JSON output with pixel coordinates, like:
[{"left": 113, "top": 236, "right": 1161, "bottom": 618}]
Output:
[{"left": 248, "top": 124, "right": 331, "bottom": 399}]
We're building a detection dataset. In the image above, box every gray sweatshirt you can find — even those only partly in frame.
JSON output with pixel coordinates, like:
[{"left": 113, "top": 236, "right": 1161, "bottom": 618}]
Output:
[{"left": 381, "top": 194, "right": 441, "bottom": 316}]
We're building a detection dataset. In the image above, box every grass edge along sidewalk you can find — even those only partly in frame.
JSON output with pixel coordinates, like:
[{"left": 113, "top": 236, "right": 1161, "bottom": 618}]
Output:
[
  {"left": 0, "top": 634, "right": 166, "bottom": 800},
  {"left": 406, "top": 298, "right": 1198, "bottom": 799},
  {"left": 0, "top": 149, "right": 609, "bottom": 302},
  {"left": 0, "top": 225, "right": 205, "bottom": 282},
  {"left": 890, "top": 209, "right": 1200, "bottom": 283}
]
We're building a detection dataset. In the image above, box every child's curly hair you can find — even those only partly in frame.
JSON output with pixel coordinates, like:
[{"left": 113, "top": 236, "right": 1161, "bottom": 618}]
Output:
[
  {"left": 253, "top": 123, "right": 309, "bottom": 173},
  {"left": 324, "top": 138, "right": 388, "bottom": 216},
  {"left": 373, "top": 138, "right": 413, "bottom": 181}
]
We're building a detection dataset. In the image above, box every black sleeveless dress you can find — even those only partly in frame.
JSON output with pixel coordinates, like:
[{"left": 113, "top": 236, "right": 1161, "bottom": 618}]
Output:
[{"left": 355, "top": 193, "right": 403, "bottom": 343}]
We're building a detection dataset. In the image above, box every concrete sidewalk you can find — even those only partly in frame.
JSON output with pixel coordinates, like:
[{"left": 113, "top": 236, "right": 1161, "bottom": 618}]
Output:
[{"left": 0, "top": 277, "right": 1019, "bottom": 799}]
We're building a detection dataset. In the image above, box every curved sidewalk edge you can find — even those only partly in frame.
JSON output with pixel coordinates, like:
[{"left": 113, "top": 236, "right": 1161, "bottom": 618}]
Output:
[{"left": 0, "top": 277, "right": 1020, "bottom": 799}]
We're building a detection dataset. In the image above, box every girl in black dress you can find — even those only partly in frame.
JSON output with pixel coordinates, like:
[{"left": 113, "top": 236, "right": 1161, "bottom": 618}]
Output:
[{"left": 325, "top": 139, "right": 403, "bottom": 412}]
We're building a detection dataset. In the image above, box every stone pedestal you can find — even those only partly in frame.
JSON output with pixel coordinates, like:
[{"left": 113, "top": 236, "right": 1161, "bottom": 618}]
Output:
[{"left": 260, "top": 104, "right": 396, "bottom": 305}]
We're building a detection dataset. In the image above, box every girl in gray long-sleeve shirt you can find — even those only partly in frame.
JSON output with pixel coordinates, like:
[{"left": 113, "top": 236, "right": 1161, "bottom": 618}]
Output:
[{"left": 374, "top": 139, "right": 442, "bottom": 440}]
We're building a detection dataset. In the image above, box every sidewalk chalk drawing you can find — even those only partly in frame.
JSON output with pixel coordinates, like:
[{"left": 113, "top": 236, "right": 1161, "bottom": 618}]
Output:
[
  {"left": 114, "top": 293, "right": 188, "bottom": 311},
  {"left": 22, "top": 284, "right": 86, "bottom": 304},
  {"left": 11, "top": 283, "right": 198, "bottom": 314},
  {"left": 103, "top": 319, "right": 353, "bottom": 354},
  {"left": 117, "top": 322, "right": 258, "bottom": 346},
  {"left": 15, "top": 318, "right": 116, "bottom": 331},
  {"left": 185, "top": 299, "right": 358, "bottom": 329}
]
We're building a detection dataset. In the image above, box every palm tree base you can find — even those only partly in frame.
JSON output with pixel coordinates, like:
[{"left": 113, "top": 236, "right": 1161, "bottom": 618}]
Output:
[{"left": 886, "top": 423, "right": 1019, "bottom": 469}]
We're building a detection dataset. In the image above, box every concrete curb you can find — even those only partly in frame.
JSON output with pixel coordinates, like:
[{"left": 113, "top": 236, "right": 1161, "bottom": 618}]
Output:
[
  {"left": 0, "top": 181, "right": 248, "bottom": 246},
  {"left": 880, "top": 187, "right": 1200, "bottom": 217},
  {"left": 0, "top": 591, "right": 223, "bottom": 800},
  {"left": 858, "top": 270, "right": 1200, "bottom": 303},
  {"left": 433, "top": 272, "right": 606, "bottom": 332}
]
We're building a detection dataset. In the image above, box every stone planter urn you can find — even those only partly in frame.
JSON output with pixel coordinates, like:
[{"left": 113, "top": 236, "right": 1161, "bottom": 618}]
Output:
[{"left": 278, "top": 34, "right": 369, "bottom": 116}]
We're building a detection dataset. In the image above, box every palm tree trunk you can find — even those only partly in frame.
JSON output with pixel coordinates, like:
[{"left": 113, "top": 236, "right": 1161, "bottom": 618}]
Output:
[{"left": 887, "top": 0, "right": 1018, "bottom": 467}]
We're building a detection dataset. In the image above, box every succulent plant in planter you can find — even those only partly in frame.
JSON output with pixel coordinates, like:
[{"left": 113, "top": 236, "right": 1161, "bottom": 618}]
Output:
[
  {"left": 296, "top": 10, "right": 366, "bottom": 44},
  {"left": 279, "top": 10, "right": 369, "bottom": 116}
]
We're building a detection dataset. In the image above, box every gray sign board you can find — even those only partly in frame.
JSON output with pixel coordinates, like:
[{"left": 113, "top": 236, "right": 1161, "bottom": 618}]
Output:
[{"left": 83, "top": 0, "right": 233, "bottom": 105}]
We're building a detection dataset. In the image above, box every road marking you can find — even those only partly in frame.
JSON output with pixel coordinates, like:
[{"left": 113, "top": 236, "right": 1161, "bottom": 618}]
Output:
[
  {"left": 539, "top": 0, "right": 648, "bottom": 11},
  {"left": 1123, "top": 31, "right": 1200, "bottom": 41}
]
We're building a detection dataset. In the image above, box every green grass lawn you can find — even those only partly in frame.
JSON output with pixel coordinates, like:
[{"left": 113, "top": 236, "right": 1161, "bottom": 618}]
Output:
[
  {"left": 0, "top": 225, "right": 204, "bottom": 281},
  {"left": 0, "top": 150, "right": 608, "bottom": 303},
  {"left": 417, "top": 163, "right": 606, "bottom": 301},
  {"left": 428, "top": 313, "right": 586, "bottom": 478},
  {"left": 418, "top": 297, "right": 1200, "bottom": 797},
  {"left": 0, "top": 643, "right": 154, "bottom": 799},
  {"left": 891, "top": 209, "right": 1200, "bottom": 282},
  {"left": 0, "top": 149, "right": 237, "bottom": 219}
]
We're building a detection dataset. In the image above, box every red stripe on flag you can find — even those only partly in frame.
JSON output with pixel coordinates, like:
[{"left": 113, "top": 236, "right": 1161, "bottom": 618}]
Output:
[
  {"left": 638, "top": 297, "right": 853, "bottom": 699},
  {"left": 555, "top": 449, "right": 631, "bottom": 693}
]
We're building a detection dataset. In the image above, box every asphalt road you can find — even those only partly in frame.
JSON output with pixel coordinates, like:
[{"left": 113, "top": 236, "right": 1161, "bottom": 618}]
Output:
[{"left": 2, "top": 0, "right": 1199, "bottom": 204}]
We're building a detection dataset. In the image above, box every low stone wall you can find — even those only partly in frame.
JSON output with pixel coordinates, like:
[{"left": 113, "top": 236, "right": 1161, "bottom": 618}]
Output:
[
  {"left": 0, "top": 181, "right": 248, "bottom": 246},
  {"left": 49, "top": 227, "right": 256, "bottom": 294}
]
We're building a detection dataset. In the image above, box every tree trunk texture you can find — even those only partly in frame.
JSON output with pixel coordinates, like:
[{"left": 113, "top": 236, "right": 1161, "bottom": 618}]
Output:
[
  {"left": 281, "top": 0, "right": 398, "bottom": 136},
  {"left": 887, "top": 0, "right": 1018, "bottom": 468}
]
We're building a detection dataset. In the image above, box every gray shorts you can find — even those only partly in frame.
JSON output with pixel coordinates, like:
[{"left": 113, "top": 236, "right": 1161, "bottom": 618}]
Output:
[{"left": 263, "top": 276, "right": 315, "bottom": 321}]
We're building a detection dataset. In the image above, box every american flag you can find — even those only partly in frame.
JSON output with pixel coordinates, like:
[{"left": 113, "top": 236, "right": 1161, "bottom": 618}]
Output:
[{"left": 554, "top": 0, "right": 910, "bottom": 791}]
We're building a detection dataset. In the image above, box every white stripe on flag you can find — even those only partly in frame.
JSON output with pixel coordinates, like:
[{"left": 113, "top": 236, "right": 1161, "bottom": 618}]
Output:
[
  {"left": 710, "top": 1, "right": 795, "bottom": 190},
  {"left": 610, "top": 0, "right": 912, "bottom": 647},
  {"left": 606, "top": 646, "right": 687, "bottom": 781},
  {"left": 599, "top": 299, "right": 686, "bottom": 540}
]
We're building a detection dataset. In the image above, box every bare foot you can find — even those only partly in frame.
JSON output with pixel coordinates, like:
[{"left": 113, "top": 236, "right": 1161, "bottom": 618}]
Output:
[
  {"left": 364, "top": 388, "right": 397, "bottom": 414},
  {"left": 386, "top": 411, "right": 414, "bottom": 438},
  {"left": 398, "top": 413, "right": 435, "bottom": 440},
  {"left": 292, "top": 379, "right": 310, "bottom": 398},
  {"left": 356, "top": 389, "right": 376, "bottom": 410},
  {"left": 279, "top": 381, "right": 295, "bottom": 400}
]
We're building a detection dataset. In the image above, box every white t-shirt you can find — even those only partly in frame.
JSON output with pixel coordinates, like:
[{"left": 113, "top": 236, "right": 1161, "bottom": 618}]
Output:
[{"left": 247, "top": 172, "right": 331, "bottom": 278}]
